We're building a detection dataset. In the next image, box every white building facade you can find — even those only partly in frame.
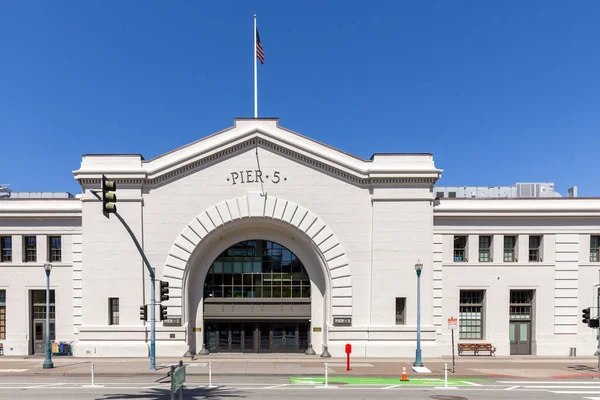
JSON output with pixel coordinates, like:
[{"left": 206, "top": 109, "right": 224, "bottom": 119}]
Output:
[{"left": 0, "top": 119, "right": 598, "bottom": 358}]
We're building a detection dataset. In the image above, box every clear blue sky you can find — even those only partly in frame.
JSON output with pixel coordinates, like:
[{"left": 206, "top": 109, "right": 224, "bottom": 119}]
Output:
[{"left": 2, "top": 1, "right": 599, "bottom": 195}]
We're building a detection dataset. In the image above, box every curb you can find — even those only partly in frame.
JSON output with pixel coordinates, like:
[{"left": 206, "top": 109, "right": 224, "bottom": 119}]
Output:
[{"left": 0, "top": 372, "right": 576, "bottom": 380}]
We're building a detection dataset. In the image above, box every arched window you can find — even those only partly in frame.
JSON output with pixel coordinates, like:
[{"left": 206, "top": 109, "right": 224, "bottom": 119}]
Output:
[{"left": 203, "top": 240, "right": 310, "bottom": 299}]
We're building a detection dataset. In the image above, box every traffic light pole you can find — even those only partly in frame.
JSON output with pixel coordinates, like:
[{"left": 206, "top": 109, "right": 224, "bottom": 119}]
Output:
[
  {"left": 113, "top": 211, "right": 157, "bottom": 371},
  {"left": 94, "top": 182, "right": 157, "bottom": 370}
]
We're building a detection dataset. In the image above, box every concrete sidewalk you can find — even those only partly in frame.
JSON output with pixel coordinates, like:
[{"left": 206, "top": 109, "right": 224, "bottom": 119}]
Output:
[{"left": 0, "top": 355, "right": 598, "bottom": 379}]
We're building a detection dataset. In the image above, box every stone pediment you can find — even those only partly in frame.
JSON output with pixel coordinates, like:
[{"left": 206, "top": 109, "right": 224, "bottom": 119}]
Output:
[{"left": 73, "top": 118, "right": 442, "bottom": 187}]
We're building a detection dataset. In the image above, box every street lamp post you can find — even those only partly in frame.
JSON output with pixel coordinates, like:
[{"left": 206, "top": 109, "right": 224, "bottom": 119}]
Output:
[
  {"left": 413, "top": 260, "right": 424, "bottom": 368},
  {"left": 43, "top": 262, "right": 54, "bottom": 369}
]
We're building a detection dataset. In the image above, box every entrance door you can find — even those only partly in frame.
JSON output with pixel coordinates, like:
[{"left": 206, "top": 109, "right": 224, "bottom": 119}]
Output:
[
  {"left": 510, "top": 321, "right": 531, "bottom": 355},
  {"left": 30, "top": 290, "right": 55, "bottom": 355},
  {"left": 205, "top": 321, "right": 308, "bottom": 353},
  {"left": 270, "top": 323, "right": 301, "bottom": 352},
  {"left": 33, "top": 321, "right": 46, "bottom": 354},
  {"left": 509, "top": 290, "right": 534, "bottom": 355},
  {"left": 209, "top": 322, "right": 253, "bottom": 352}
]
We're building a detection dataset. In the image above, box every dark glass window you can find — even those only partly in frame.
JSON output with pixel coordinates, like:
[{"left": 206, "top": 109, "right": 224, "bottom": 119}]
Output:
[
  {"left": 504, "top": 236, "right": 517, "bottom": 262},
  {"left": 1, "top": 237, "right": 12, "bottom": 262},
  {"left": 509, "top": 290, "right": 533, "bottom": 320},
  {"left": 395, "top": 298, "right": 406, "bottom": 325},
  {"left": 459, "top": 290, "right": 484, "bottom": 339},
  {"left": 454, "top": 236, "right": 467, "bottom": 262},
  {"left": 24, "top": 236, "right": 37, "bottom": 262},
  {"left": 203, "top": 240, "right": 311, "bottom": 299},
  {"left": 49, "top": 236, "right": 61, "bottom": 262},
  {"left": 0, "top": 290, "right": 5, "bottom": 339},
  {"left": 479, "top": 236, "right": 491, "bottom": 262},
  {"left": 590, "top": 236, "right": 600, "bottom": 262},
  {"left": 109, "top": 298, "right": 119, "bottom": 325},
  {"left": 529, "top": 236, "right": 541, "bottom": 262}
]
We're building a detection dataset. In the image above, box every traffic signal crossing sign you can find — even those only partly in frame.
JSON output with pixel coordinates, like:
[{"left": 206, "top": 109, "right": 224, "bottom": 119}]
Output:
[{"left": 102, "top": 175, "right": 117, "bottom": 217}]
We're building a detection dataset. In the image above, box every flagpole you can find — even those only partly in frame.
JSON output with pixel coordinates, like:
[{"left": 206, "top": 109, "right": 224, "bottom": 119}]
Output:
[{"left": 254, "top": 14, "right": 258, "bottom": 118}]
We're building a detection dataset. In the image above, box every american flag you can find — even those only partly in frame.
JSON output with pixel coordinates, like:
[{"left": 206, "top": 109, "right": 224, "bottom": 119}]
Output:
[{"left": 256, "top": 29, "right": 265, "bottom": 64}]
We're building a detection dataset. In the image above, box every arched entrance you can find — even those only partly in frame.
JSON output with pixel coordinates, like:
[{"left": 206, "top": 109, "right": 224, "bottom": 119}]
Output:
[
  {"left": 203, "top": 240, "right": 311, "bottom": 353},
  {"left": 162, "top": 193, "right": 353, "bottom": 356}
]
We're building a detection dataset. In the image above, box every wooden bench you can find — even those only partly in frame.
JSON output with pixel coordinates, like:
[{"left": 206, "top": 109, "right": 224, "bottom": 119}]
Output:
[{"left": 457, "top": 343, "right": 496, "bottom": 356}]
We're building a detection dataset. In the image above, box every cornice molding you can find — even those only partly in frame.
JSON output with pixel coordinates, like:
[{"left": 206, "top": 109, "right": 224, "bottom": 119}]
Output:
[{"left": 75, "top": 132, "right": 441, "bottom": 188}]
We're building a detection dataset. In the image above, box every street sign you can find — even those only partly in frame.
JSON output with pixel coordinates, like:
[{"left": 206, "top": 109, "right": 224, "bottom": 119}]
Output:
[
  {"left": 171, "top": 365, "right": 186, "bottom": 393},
  {"left": 448, "top": 317, "right": 458, "bottom": 330},
  {"left": 333, "top": 317, "right": 352, "bottom": 326},
  {"left": 163, "top": 317, "right": 182, "bottom": 327}
]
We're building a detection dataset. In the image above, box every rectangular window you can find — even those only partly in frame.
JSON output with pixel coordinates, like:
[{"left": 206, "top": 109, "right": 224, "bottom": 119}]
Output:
[
  {"left": 529, "top": 236, "right": 541, "bottom": 262},
  {"left": 395, "top": 297, "right": 406, "bottom": 325},
  {"left": 0, "top": 290, "right": 5, "bottom": 340},
  {"left": 449, "top": 191, "right": 457, "bottom": 198},
  {"left": 109, "top": 298, "right": 119, "bottom": 325},
  {"left": 479, "top": 236, "right": 492, "bottom": 262},
  {"left": 459, "top": 290, "right": 484, "bottom": 339},
  {"left": 591, "top": 236, "right": 600, "bottom": 262},
  {"left": 24, "top": 236, "right": 37, "bottom": 262},
  {"left": 453, "top": 236, "right": 467, "bottom": 262},
  {"left": 509, "top": 290, "right": 533, "bottom": 320},
  {"left": 504, "top": 236, "right": 517, "bottom": 262},
  {"left": 48, "top": 236, "right": 61, "bottom": 262},
  {"left": 0, "top": 237, "right": 12, "bottom": 262},
  {"left": 436, "top": 192, "right": 444, "bottom": 199}
]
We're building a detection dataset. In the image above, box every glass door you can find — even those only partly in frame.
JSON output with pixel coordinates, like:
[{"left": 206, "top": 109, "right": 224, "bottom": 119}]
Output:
[
  {"left": 259, "top": 324, "right": 270, "bottom": 352},
  {"left": 271, "top": 324, "right": 285, "bottom": 351},
  {"left": 243, "top": 324, "right": 255, "bottom": 353},
  {"left": 230, "top": 323, "right": 242, "bottom": 351},
  {"left": 283, "top": 324, "right": 298, "bottom": 351},
  {"left": 205, "top": 323, "right": 217, "bottom": 352},
  {"left": 34, "top": 321, "right": 45, "bottom": 354}
]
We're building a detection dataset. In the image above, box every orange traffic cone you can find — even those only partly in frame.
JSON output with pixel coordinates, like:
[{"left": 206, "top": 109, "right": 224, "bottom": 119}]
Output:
[{"left": 401, "top": 364, "right": 409, "bottom": 381}]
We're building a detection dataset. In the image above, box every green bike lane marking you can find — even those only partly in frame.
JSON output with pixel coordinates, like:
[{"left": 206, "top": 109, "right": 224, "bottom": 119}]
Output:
[{"left": 289, "top": 376, "right": 490, "bottom": 386}]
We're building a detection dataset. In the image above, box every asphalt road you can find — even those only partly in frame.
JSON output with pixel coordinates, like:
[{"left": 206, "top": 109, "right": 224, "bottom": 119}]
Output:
[{"left": 0, "top": 376, "right": 599, "bottom": 400}]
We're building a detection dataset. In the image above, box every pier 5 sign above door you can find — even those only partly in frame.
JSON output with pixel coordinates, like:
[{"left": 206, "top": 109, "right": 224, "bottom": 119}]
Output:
[{"left": 227, "top": 170, "right": 286, "bottom": 185}]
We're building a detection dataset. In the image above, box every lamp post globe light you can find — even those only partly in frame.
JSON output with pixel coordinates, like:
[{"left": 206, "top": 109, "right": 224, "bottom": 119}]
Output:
[
  {"left": 43, "top": 262, "right": 54, "bottom": 369},
  {"left": 413, "top": 259, "right": 424, "bottom": 368}
]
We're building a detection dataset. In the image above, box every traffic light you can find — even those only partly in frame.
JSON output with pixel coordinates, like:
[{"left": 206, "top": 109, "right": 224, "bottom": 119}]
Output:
[
  {"left": 102, "top": 175, "right": 117, "bottom": 217},
  {"left": 160, "top": 305, "right": 168, "bottom": 321},
  {"left": 160, "top": 281, "right": 169, "bottom": 302},
  {"left": 140, "top": 305, "right": 148, "bottom": 321},
  {"left": 582, "top": 307, "right": 591, "bottom": 324},
  {"left": 589, "top": 318, "right": 600, "bottom": 328}
]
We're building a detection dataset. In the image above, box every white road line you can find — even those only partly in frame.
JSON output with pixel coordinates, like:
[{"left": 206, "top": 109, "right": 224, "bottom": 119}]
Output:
[
  {"left": 583, "top": 397, "right": 600, "bottom": 400},
  {"left": 505, "top": 385, "right": 520, "bottom": 390},
  {"left": 499, "top": 381, "right": 600, "bottom": 384},
  {"left": 551, "top": 391, "right": 600, "bottom": 395},
  {"left": 461, "top": 381, "right": 482, "bottom": 386},
  {"left": 524, "top": 385, "right": 600, "bottom": 389},
  {"left": 264, "top": 384, "right": 289, "bottom": 389},
  {"left": 22, "top": 383, "right": 68, "bottom": 389},
  {"left": 382, "top": 385, "right": 402, "bottom": 390}
]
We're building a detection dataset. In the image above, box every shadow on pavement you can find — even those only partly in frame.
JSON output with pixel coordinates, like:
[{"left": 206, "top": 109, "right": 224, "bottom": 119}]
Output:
[{"left": 96, "top": 386, "right": 245, "bottom": 399}]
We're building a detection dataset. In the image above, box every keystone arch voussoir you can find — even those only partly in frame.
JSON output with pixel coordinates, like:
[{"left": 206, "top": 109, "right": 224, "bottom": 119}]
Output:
[{"left": 163, "top": 194, "right": 353, "bottom": 318}]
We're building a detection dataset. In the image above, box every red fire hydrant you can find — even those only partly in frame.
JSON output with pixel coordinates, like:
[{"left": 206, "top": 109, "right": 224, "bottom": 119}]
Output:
[{"left": 345, "top": 343, "right": 352, "bottom": 371}]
